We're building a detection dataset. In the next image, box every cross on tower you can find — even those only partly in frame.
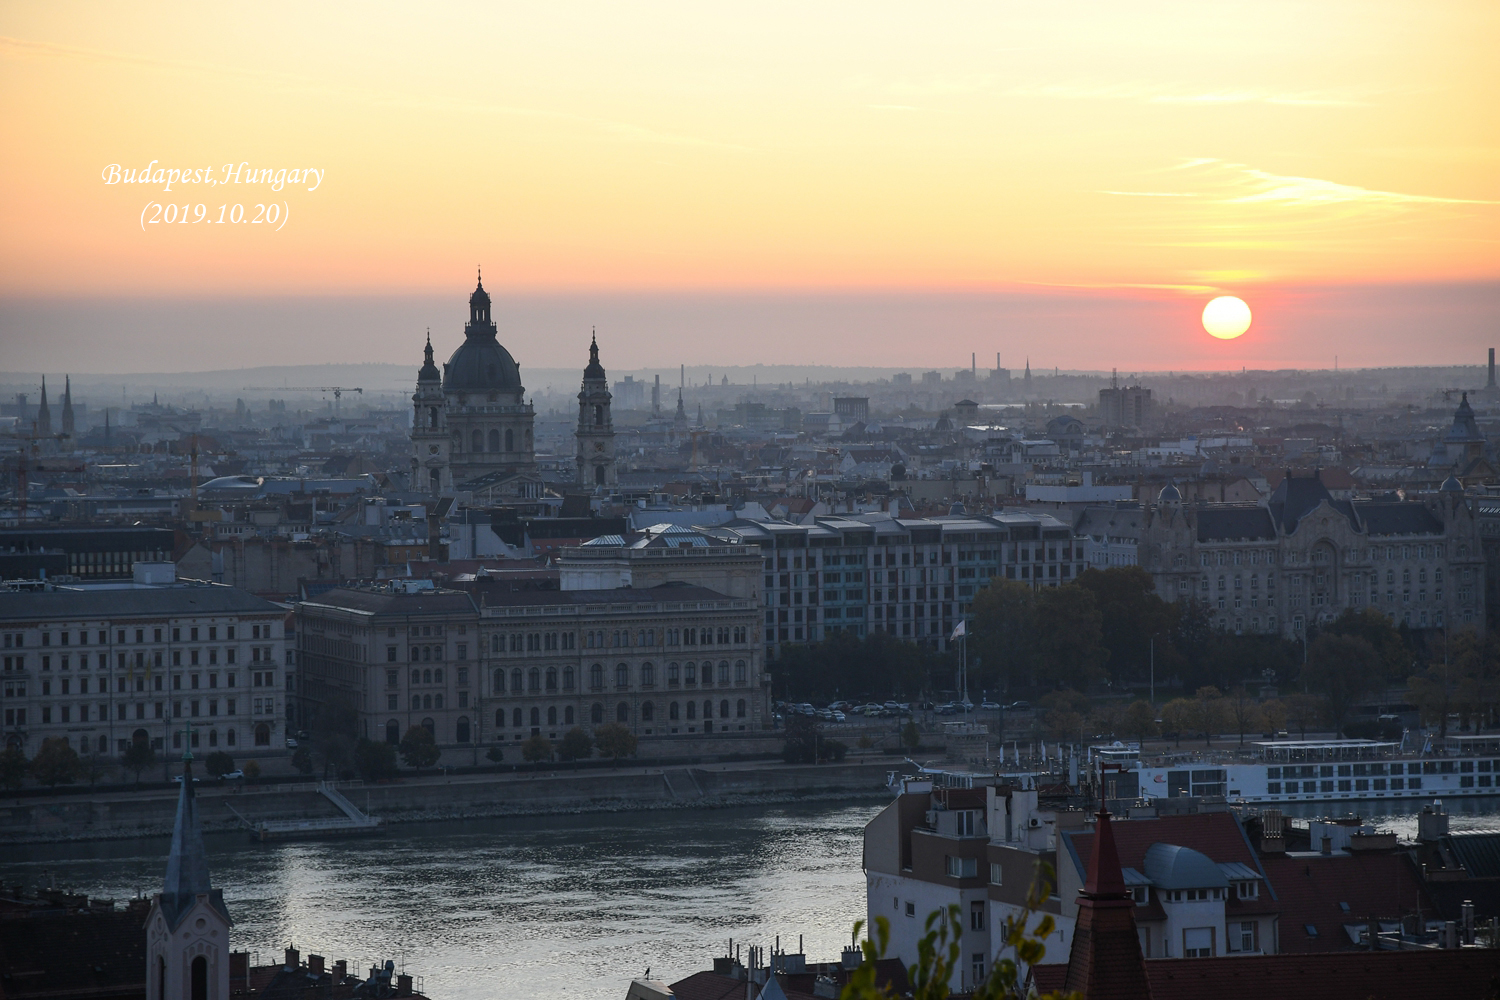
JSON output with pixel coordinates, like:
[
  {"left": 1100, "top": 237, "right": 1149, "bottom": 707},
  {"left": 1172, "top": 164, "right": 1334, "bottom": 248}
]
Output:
[{"left": 179, "top": 720, "right": 196, "bottom": 762}]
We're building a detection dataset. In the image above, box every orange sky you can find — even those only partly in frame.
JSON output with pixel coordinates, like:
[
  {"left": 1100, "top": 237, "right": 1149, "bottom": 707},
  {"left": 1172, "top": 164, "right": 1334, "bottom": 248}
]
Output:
[{"left": 0, "top": 2, "right": 1497, "bottom": 371}]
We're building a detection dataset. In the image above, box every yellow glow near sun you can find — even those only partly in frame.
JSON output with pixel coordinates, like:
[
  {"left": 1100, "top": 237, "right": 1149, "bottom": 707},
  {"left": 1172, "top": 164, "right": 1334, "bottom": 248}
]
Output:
[{"left": 1202, "top": 295, "right": 1252, "bottom": 339}]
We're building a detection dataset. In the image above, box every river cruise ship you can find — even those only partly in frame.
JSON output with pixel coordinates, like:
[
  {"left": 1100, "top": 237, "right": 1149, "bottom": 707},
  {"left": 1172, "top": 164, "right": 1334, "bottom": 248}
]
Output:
[{"left": 1100, "top": 736, "right": 1500, "bottom": 805}]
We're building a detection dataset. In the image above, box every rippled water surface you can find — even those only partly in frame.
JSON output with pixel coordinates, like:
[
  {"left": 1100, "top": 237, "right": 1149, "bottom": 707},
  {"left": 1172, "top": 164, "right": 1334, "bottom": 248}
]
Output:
[{"left": 0, "top": 801, "right": 885, "bottom": 1000}]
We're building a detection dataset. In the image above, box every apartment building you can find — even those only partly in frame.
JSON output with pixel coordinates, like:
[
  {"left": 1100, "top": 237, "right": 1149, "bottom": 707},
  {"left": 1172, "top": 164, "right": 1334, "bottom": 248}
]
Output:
[
  {"left": 0, "top": 565, "right": 288, "bottom": 758},
  {"left": 705, "top": 512, "right": 1085, "bottom": 659}
]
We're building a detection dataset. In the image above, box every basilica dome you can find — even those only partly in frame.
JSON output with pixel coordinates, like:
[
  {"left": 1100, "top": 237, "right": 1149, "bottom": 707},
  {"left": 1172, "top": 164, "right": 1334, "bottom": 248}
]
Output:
[{"left": 442, "top": 276, "right": 524, "bottom": 393}]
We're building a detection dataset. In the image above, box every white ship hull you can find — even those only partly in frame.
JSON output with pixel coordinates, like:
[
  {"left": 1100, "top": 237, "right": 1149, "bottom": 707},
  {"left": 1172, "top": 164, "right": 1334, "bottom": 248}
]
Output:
[{"left": 1134, "top": 756, "right": 1498, "bottom": 804}]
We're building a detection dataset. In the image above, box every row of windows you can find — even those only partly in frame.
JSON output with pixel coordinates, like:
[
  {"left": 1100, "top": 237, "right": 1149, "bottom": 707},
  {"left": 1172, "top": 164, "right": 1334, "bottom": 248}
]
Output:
[
  {"left": 3, "top": 624, "right": 273, "bottom": 648},
  {"left": 28, "top": 670, "right": 271, "bottom": 695},
  {"left": 4, "top": 647, "right": 277, "bottom": 672},
  {"left": 489, "top": 659, "right": 751, "bottom": 693},
  {"left": 1268, "top": 777, "right": 1425, "bottom": 793},
  {"left": 11, "top": 695, "right": 276, "bottom": 726},
  {"left": 18, "top": 725, "right": 274, "bottom": 755},
  {"left": 492, "top": 698, "right": 751, "bottom": 728},
  {"left": 487, "top": 628, "right": 749, "bottom": 653}
]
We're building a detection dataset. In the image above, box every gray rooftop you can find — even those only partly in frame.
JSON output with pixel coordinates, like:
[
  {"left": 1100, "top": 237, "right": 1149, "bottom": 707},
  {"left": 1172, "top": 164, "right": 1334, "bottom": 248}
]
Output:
[{"left": 0, "top": 584, "right": 284, "bottom": 622}]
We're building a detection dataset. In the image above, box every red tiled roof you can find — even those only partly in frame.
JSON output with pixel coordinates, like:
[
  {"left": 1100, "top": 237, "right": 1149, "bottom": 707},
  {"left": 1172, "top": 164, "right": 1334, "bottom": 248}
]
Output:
[
  {"left": 1066, "top": 812, "right": 1260, "bottom": 884},
  {"left": 1032, "top": 950, "right": 1500, "bottom": 1000},
  {"left": 1259, "top": 852, "right": 1434, "bottom": 953},
  {"left": 668, "top": 971, "right": 748, "bottom": 1000}
]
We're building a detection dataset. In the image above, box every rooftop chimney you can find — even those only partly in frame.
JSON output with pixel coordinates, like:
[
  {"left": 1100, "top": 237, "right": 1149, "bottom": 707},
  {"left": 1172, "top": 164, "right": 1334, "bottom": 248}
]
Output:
[
  {"left": 396, "top": 974, "right": 413, "bottom": 996},
  {"left": 333, "top": 960, "right": 348, "bottom": 982},
  {"left": 285, "top": 948, "right": 299, "bottom": 972},
  {"left": 308, "top": 955, "right": 325, "bottom": 976},
  {"left": 1321, "top": 836, "right": 1332, "bottom": 855},
  {"left": 1489, "top": 349, "right": 1496, "bottom": 389}
]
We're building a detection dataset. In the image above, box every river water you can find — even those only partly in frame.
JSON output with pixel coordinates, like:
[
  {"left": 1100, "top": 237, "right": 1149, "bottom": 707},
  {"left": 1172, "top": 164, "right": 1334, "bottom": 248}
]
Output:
[
  {"left": 0, "top": 800, "right": 885, "bottom": 1000},
  {"left": 4, "top": 795, "right": 1498, "bottom": 999}
]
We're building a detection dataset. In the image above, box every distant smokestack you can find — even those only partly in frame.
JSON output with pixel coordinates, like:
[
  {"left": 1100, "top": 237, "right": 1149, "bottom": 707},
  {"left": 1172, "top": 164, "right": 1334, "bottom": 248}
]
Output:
[
  {"left": 1489, "top": 348, "right": 1495, "bottom": 389},
  {"left": 971, "top": 352, "right": 976, "bottom": 376}
]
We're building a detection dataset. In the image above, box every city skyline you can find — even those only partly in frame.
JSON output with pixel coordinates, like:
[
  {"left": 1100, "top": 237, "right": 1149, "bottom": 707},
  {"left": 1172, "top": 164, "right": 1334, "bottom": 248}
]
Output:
[{"left": 1, "top": 1, "right": 1497, "bottom": 373}]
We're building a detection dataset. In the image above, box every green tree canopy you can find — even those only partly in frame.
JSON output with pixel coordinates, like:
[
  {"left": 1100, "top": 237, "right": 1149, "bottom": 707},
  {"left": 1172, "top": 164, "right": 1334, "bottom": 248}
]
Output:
[
  {"left": 0, "top": 746, "right": 26, "bottom": 790},
  {"left": 398, "top": 725, "right": 441, "bottom": 769},
  {"left": 521, "top": 734, "right": 553, "bottom": 763},
  {"left": 1302, "top": 633, "right": 1382, "bottom": 735},
  {"left": 354, "top": 738, "right": 399, "bottom": 782},
  {"left": 1121, "top": 700, "right": 1158, "bottom": 743},
  {"left": 770, "top": 630, "right": 935, "bottom": 703},
  {"left": 30, "top": 738, "right": 83, "bottom": 788},
  {"left": 970, "top": 580, "right": 1039, "bottom": 693},
  {"left": 593, "top": 723, "right": 637, "bottom": 761},
  {"left": 120, "top": 739, "right": 156, "bottom": 784},
  {"left": 558, "top": 726, "right": 595, "bottom": 762},
  {"left": 1075, "top": 567, "right": 1178, "bottom": 685},
  {"left": 1033, "top": 585, "right": 1109, "bottom": 690},
  {"left": 203, "top": 751, "right": 235, "bottom": 778}
]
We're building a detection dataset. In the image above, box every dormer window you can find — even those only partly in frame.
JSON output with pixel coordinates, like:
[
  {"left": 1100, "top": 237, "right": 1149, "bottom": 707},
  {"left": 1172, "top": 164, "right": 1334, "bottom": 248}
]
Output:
[
  {"left": 1130, "top": 886, "right": 1148, "bottom": 905},
  {"left": 1237, "top": 880, "right": 1259, "bottom": 899}
]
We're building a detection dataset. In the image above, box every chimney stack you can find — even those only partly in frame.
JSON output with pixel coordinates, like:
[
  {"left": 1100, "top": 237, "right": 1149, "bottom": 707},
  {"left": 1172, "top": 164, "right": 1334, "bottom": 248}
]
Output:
[
  {"left": 1489, "top": 348, "right": 1495, "bottom": 389},
  {"left": 397, "top": 974, "right": 414, "bottom": 996},
  {"left": 333, "top": 960, "right": 348, "bottom": 982},
  {"left": 1321, "top": 835, "right": 1332, "bottom": 855},
  {"left": 308, "top": 955, "right": 325, "bottom": 976},
  {"left": 285, "top": 948, "right": 299, "bottom": 972}
]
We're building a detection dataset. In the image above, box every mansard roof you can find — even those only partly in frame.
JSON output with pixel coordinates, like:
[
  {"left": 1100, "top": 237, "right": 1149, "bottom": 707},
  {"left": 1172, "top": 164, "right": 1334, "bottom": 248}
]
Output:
[
  {"left": 1352, "top": 501, "right": 1444, "bottom": 537},
  {"left": 1267, "top": 470, "right": 1335, "bottom": 533},
  {"left": 1195, "top": 506, "right": 1277, "bottom": 542}
]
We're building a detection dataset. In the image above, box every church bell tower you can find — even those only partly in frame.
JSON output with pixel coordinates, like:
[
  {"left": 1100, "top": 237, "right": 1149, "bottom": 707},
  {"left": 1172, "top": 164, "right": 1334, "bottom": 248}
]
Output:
[
  {"left": 411, "top": 330, "right": 450, "bottom": 496},
  {"left": 575, "top": 331, "right": 616, "bottom": 488}
]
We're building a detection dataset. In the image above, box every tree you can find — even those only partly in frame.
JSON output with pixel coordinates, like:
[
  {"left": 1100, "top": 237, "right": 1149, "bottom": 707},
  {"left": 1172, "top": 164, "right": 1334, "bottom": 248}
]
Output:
[
  {"left": 1075, "top": 567, "right": 1179, "bottom": 686},
  {"left": 901, "top": 719, "right": 922, "bottom": 750},
  {"left": 521, "top": 734, "right": 553, "bottom": 763},
  {"left": 310, "top": 703, "right": 359, "bottom": 780},
  {"left": 593, "top": 723, "right": 637, "bottom": 761},
  {"left": 1302, "top": 633, "right": 1381, "bottom": 736},
  {"left": 1033, "top": 585, "right": 1110, "bottom": 690},
  {"left": 0, "top": 745, "right": 29, "bottom": 790},
  {"left": 1224, "top": 688, "right": 1263, "bottom": 746},
  {"left": 770, "top": 630, "right": 936, "bottom": 703},
  {"left": 290, "top": 745, "right": 314, "bottom": 775},
  {"left": 1195, "top": 686, "right": 1230, "bottom": 746},
  {"left": 1159, "top": 698, "right": 1201, "bottom": 747},
  {"left": 81, "top": 747, "right": 110, "bottom": 786},
  {"left": 782, "top": 715, "right": 822, "bottom": 764},
  {"left": 484, "top": 745, "right": 505, "bottom": 764},
  {"left": 242, "top": 760, "right": 261, "bottom": 781},
  {"left": 203, "top": 751, "right": 236, "bottom": 778},
  {"left": 120, "top": 739, "right": 156, "bottom": 785},
  {"left": 1321, "top": 607, "right": 1412, "bottom": 683},
  {"left": 970, "top": 580, "right": 1039, "bottom": 692},
  {"left": 354, "top": 739, "right": 399, "bottom": 782},
  {"left": 28, "top": 734, "right": 83, "bottom": 791},
  {"left": 1284, "top": 692, "right": 1324, "bottom": 739},
  {"left": 1121, "top": 700, "right": 1158, "bottom": 743},
  {"left": 558, "top": 727, "right": 594, "bottom": 762},
  {"left": 398, "top": 725, "right": 441, "bottom": 769},
  {"left": 1260, "top": 698, "right": 1288, "bottom": 736}
]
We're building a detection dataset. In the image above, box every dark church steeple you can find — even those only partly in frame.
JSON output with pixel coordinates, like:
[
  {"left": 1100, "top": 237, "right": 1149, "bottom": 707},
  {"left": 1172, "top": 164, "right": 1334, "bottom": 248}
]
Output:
[
  {"left": 468, "top": 268, "right": 491, "bottom": 327},
  {"left": 36, "top": 376, "right": 51, "bottom": 436},
  {"left": 61, "top": 376, "right": 75, "bottom": 439}
]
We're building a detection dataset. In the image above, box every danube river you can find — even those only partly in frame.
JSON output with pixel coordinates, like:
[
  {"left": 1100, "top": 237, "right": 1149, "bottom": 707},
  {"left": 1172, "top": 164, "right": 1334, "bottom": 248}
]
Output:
[
  {"left": 0, "top": 800, "right": 886, "bottom": 1000},
  {"left": 4, "top": 796, "right": 1499, "bottom": 999}
]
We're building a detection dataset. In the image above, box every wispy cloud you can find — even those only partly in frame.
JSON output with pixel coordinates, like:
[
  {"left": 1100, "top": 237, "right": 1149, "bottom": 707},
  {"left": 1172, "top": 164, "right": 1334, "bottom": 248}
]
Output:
[
  {"left": 1100, "top": 159, "right": 1499, "bottom": 209},
  {"left": 1004, "top": 81, "right": 1370, "bottom": 108}
]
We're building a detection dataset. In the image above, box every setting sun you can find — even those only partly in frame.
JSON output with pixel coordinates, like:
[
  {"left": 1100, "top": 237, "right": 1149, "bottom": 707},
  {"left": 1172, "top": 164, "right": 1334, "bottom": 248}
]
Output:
[{"left": 1203, "top": 295, "right": 1252, "bottom": 340}]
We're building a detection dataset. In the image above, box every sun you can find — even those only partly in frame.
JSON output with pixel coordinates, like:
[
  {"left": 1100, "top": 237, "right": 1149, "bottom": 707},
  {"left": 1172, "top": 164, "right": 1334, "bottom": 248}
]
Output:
[{"left": 1202, "top": 295, "right": 1252, "bottom": 339}]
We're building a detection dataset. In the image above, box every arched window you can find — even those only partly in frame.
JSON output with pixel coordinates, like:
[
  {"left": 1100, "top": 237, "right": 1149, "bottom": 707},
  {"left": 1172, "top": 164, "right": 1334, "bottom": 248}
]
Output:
[
  {"left": 423, "top": 668, "right": 432, "bottom": 684},
  {"left": 668, "top": 662, "right": 680, "bottom": 684},
  {"left": 505, "top": 428, "right": 515, "bottom": 452},
  {"left": 565, "top": 706, "right": 574, "bottom": 724},
  {"left": 456, "top": 717, "right": 471, "bottom": 743},
  {"left": 226, "top": 730, "right": 235, "bottom": 747},
  {"left": 99, "top": 734, "right": 108, "bottom": 753},
  {"left": 642, "top": 702, "right": 654, "bottom": 721},
  {"left": 422, "top": 646, "right": 431, "bottom": 662},
  {"left": 512, "top": 707, "right": 523, "bottom": 727},
  {"left": 254, "top": 723, "right": 270, "bottom": 746},
  {"left": 530, "top": 707, "right": 541, "bottom": 727},
  {"left": 615, "top": 663, "right": 629, "bottom": 688},
  {"left": 434, "top": 694, "right": 444, "bottom": 709},
  {"left": 387, "top": 719, "right": 401, "bottom": 743},
  {"left": 735, "top": 660, "right": 747, "bottom": 684},
  {"left": 493, "top": 668, "right": 505, "bottom": 692},
  {"left": 547, "top": 706, "right": 557, "bottom": 725},
  {"left": 158, "top": 956, "right": 166, "bottom": 1000},
  {"left": 488, "top": 429, "right": 500, "bottom": 452},
  {"left": 718, "top": 661, "right": 730, "bottom": 684},
  {"left": 412, "top": 695, "right": 421, "bottom": 709},
  {"left": 191, "top": 956, "right": 207, "bottom": 1000},
  {"left": 421, "top": 717, "right": 435, "bottom": 737},
  {"left": 208, "top": 729, "right": 218, "bottom": 747},
  {"left": 594, "top": 404, "right": 604, "bottom": 426},
  {"left": 736, "top": 699, "right": 747, "bottom": 718},
  {"left": 472, "top": 430, "right": 484, "bottom": 452},
  {"left": 428, "top": 406, "right": 438, "bottom": 428},
  {"left": 686, "top": 701, "right": 697, "bottom": 720},
  {"left": 545, "top": 667, "right": 558, "bottom": 692},
  {"left": 562, "top": 666, "right": 575, "bottom": 691},
  {"left": 595, "top": 465, "right": 606, "bottom": 485},
  {"left": 617, "top": 702, "right": 629, "bottom": 723},
  {"left": 720, "top": 699, "right": 730, "bottom": 719},
  {"left": 491, "top": 635, "right": 501, "bottom": 654},
  {"left": 528, "top": 668, "right": 540, "bottom": 692},
  {"left": 704, "top": 700, "right": 714, "bottom": 719},
  {"left": 495, "top": 708, "right": 504, "bottom": 728},
  {"left": 684, "top": 662, "right": 697, "bottom": 685},
  {"left": 590, "top": 664, "right": 604, "bottom": 689},
  {"left": 669, "top": 701, "right": 680, "bottom": 720},
  {"left": 423, "top": 694, "right": 433, "bottom": 710},
  {"left": 640, "top": 662, "right": 655, "bottom": 686},
  {"left": 512, "top": 668, "right": 523, "bottom": 693},
  {"left": 591, "top": 703, "right": 604, "bottom": 724}
]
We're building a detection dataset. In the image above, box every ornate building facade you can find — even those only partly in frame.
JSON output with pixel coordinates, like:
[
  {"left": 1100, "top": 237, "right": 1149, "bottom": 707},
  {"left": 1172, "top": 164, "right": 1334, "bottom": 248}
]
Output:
[
  {"left": 575, "top": 332, "right": 617, "bottom": 487},
  {"left": 1140, "top": 470, "right": 1485, "bottom": 638},
  {"left": 411, "top": 276, "right": 537, "bottom": 497}
]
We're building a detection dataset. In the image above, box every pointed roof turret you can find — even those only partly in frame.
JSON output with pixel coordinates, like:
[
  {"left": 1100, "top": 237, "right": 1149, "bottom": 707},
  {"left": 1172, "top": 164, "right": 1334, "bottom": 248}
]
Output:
[
  {"left": 418, "top": 328, "right": 440, "bottom": 383},
  {"left": 36, "top": 376, "right": 51, "bottom": 435},
  {"left": 583, "top": 328, "right": 607, "bottom": 382},
  {"left": 157, "top": 738, "right": 229, "bottom": 930},
  {"left": 61, "top": 376, "right": 75, "bottom": 437},
  {"left": 1063, "top": 809, "right": 1151, "bottom": 1000}
]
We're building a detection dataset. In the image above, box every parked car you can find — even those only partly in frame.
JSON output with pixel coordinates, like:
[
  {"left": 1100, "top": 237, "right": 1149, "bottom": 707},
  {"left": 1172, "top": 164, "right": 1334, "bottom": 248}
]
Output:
[
  {"left": 171, "top": 775, "right": 200, "bottom": 783},
  {"left": 980, "top": 701, "right": 1001, "bottom": 710},
  {"left": 831, "top": 711, "right": 846, "bottom": 723},
  {"left": 220, "top": 769, "right": 245, "bottom": 780},
  {"left": 1006, "top": 701, "right": 1031, "bottom": 712},
  {"left": 285, "top": 737, "right": 299, "bottom": 748}
]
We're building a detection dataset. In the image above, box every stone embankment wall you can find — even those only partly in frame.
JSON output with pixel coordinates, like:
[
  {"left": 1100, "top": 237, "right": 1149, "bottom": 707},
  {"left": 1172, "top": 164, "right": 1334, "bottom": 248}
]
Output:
[{"left": 0, "top": 760, "right": 897, "bottom": 844}]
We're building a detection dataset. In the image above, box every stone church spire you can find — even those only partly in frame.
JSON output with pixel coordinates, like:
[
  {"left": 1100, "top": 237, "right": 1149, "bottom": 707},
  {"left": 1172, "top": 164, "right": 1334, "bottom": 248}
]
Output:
[
  {"left": 576, "top": 328, "right": 616, "bottom": 488},
  {"left": 36, "top": 376, "right": 51, "bottom": 436},
  {"left": 1062, "top": 809, "right": 1152, "bottom": 1000},
  {"left": 61, "top": 376, "right": 75, "bottom": 439},
  {"left": 147, "top": 738, "right": 233, "bottom": 1000}
]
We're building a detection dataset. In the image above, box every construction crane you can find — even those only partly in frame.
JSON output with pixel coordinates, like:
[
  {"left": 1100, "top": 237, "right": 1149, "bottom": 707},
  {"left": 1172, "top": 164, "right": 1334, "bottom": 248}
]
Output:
[{"left": 242, "top": 386, "right": 364, "bottom": 414}]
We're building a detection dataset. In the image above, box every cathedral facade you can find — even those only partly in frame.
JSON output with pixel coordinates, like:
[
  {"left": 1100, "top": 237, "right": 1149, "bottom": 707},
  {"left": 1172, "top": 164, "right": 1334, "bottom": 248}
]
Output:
[{"left": 412, "top": 277, "right": 537, "bottom": 496}]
